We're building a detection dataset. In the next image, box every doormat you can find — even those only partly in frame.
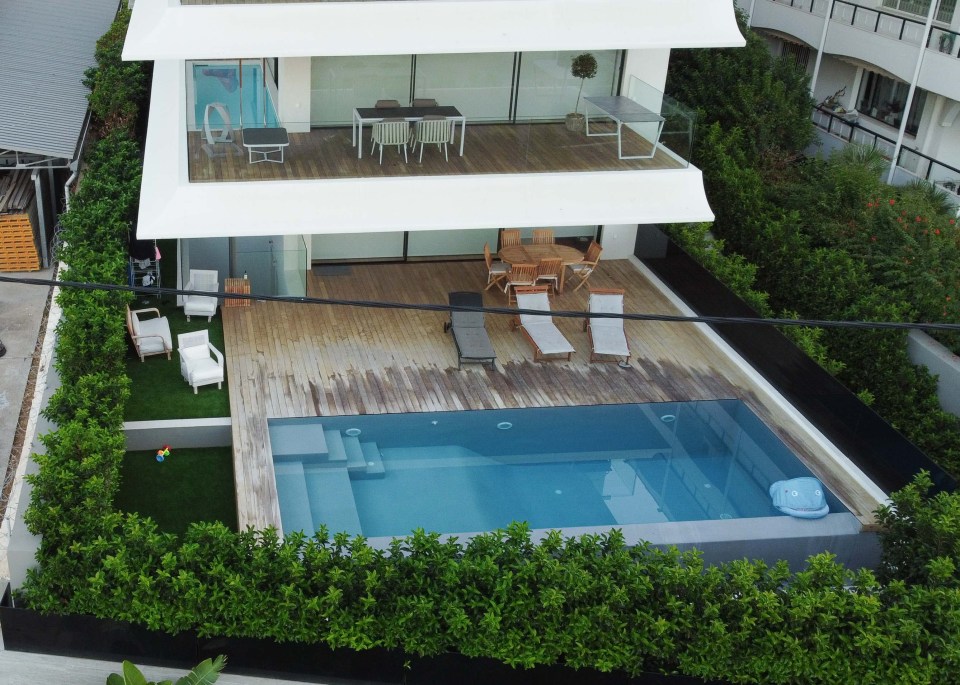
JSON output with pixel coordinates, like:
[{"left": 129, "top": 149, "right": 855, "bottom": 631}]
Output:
[{"left": 313, "top": 265, "right": 352, "bottom": 276}]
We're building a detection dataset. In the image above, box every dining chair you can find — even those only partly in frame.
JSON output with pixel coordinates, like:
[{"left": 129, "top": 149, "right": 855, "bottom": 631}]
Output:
[
  {"left": 532, "top": 229, "right": 555, "bottom": 245},
  {"left": 411, "top": 98, "right": 438, "bottom": 107},
  {"left": 374, "top": 99, "right": 401, "bottom": 109},
  {"left": 484, "top": 242, "right": 509, "bottom": 291},
  {"left": 503, "top": 263, "right": 538, "bottom": 305},
  {"left": 570, "top": 240, "right": 603, "bottom": 291},
  {"left": 535, "top": 258, "right": 563, "bottom": 295},
  {"left": 370, "top": 119, "right": 410, "bottom": 164},
  {"left": 411, "top": 117, "right": 450, "bottom": 162},
  {"left": 500, "top": 229, "right": 522, "bottom": 248}
]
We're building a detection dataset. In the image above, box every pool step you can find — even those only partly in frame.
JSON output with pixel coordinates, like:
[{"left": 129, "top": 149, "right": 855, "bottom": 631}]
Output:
[
  {"left": 323, "top": 429, "right": 348, "bottom": 463},
  {"left": 269, "top": 423, "right": 345, "bottom": 463},
  {"left": 304, "top": 465, "right": 363, "bottom": 536},
  {"left": 274, "top": 461, "right": 315, "bottom": 535},
  {"left": 342, "top": 436, "right": 385, "bottom": 479},
  {"left": 359, "top": 441, "right": 385, "bottom": 479}
]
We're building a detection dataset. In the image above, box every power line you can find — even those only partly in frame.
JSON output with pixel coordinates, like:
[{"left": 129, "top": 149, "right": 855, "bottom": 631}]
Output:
[{"left": 1, "top": 273, "right": 959, "bottom": 333}]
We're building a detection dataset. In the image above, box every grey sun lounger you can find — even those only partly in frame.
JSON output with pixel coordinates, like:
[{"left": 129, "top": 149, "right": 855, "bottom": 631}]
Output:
[{"left": 444, "top": 291, "right": 496, "bottom": 369}]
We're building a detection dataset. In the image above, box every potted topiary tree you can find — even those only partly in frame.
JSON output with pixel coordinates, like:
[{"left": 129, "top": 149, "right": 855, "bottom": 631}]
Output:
[{"left": 565, "top": 52, "right": 598, "bottom": 132}]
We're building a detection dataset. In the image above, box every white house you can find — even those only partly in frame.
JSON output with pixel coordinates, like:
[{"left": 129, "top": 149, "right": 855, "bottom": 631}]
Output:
[
  {"left": 122, "top": 0, "right": 745, "bottom": 294},
  {"left": 742, "top": 0, "right": 960, "bottom": 196}
]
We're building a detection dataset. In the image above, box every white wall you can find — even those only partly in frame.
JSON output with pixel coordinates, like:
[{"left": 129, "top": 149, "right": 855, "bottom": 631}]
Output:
[
  {"left": 278, "top": 57, "right": 311, "bottom": 133},
  {"left": 622, "top": 48, "right": 671, "bottom": 94},
  {"left": 600, "top": 224, "right": 638, "bottom": 259},
  {"left": 812, "top": 57, "right": 858, "bottom": 108}
]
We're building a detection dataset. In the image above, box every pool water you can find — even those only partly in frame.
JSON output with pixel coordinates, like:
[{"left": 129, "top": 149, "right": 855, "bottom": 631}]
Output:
[{"left": 269, "top": 401, "right": 847, "bottom": 538}]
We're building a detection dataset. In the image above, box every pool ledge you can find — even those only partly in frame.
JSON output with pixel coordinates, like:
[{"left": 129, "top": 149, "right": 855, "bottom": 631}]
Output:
[{"left": 364, "top": 513, "right": 879, "bottom": 571}]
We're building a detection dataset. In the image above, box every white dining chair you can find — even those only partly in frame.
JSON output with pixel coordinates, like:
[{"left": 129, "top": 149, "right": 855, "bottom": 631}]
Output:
[
  {"left": 370, "top": 119, "right": 410, "bottom": 164},
  {"left": 411, "top": 117, "right": 450, "bottom": 162}
]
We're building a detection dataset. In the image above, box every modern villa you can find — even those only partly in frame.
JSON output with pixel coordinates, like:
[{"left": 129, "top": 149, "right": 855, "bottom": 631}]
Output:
[
  {"left": 742, "top": 0, "right": 960, "bottom": 199},
  {"left": 116, "top": 0, "right": 889, "bottom": 569}
]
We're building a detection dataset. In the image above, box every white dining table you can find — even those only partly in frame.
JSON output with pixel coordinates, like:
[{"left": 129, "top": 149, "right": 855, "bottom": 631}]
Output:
[
  {"left": 351, "top": 105, "right": 466, "bottom": 159},
  {"left": 583, "top": 96, "right": 665, "bottom": 160}
]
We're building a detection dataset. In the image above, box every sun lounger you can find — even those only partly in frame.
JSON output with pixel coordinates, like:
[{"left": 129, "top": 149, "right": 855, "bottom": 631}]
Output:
[
  {"left": 585, "top": 288, "right": 630, "bottom": 363},
  {"left": 444, "top": 291, "right": 496, "bottom": 369},
  {"left": 511, "top": 286, "right": 575, "bottom": 362}
]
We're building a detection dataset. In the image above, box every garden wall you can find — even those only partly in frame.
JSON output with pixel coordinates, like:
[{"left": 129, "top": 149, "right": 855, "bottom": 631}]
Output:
[
  {"left": 123, "top": 418, "right": 232, "bottom": 451},
  {"left": 907, "top": 330, "right": 960, "bottom": 419}
]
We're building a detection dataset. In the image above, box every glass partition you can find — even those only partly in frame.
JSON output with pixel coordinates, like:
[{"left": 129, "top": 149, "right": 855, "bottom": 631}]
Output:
[
  {"left": 406, "top": 228, "right": 500, "bottom": 257},
  {"left": 189, "top": 60, "right": 279, "bottom": 132},
  {"left": 230, "top": 235, "right": 307, "bottom": 298},
  {"left": 311, "top": 55, "right": 413, "bottom": 126},
  {"left": 624, "top": 75, "right": 696, "bottom": 165},
  {"left": 515, "top": 50, "right": 620, "bottom": 120},
  {"left": 414, "top": 53, "right": 514, "bottom": 122}
]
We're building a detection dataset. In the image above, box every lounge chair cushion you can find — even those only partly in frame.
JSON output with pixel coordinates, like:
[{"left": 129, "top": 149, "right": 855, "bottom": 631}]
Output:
[
  {"left": 448, "top": 291, "right": 496, "bottom": 367},
  {"left": 590, "top": 325, "right": 629, "bottom": 357},
  {"left": 137, "top": 317, "right": 172, "bottom": 354},
  {"left": 589, "top": 292, "right": 628, "bottom": 357},
  {"left": 453, "top": 326, "right": 497, "bottom": 363},
  {"left": 523, "top": 322, "right": 575, "bottom": 355}
]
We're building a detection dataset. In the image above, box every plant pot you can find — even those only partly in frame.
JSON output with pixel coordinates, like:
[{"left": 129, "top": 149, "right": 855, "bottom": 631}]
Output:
[{"left": 565, "top": 113, "right": 585, "bottom": 132}]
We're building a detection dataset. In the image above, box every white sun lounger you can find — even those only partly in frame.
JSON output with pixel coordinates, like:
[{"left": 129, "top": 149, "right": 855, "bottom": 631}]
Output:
[
  {"left": 511, "top": 286, "right": 574, "bottom": 362},
  {"left": 585, "top": 288, "right": 630, "bottom": 363}
]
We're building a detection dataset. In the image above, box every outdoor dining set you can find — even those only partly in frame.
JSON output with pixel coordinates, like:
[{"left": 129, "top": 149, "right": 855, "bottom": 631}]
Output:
[
  {"left": 447, "top": 229, "right": 631, "bottom": 368},
  {"left": 353, "top": 98, "right": 465, "bottom": 164}
]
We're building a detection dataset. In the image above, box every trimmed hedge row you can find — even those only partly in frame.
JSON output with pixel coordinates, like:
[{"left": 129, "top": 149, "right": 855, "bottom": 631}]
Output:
[{"left": 17, "top": 7, "right": 960, "bottom": 684}]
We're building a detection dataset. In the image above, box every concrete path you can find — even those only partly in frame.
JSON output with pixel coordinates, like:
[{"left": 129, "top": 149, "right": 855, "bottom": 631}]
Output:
[
  {"left": 0, "top": 648, "right": 342, "bottom": 684},
  {"left": 0, "top": 268, "right": 52, "bottom": 497}
]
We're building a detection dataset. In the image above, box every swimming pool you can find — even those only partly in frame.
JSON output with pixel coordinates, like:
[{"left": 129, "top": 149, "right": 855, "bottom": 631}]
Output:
[{"left": 269, "top": 400, "right": 848, "bottom": 540}]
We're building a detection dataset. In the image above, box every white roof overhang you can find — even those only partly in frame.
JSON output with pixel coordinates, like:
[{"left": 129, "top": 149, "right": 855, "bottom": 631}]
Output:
[{"left": 123, "top": 0, "right": 745, "bottom": 60}]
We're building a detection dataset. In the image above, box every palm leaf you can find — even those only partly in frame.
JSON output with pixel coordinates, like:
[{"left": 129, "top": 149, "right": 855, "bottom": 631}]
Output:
[{"left": 175, "top": 655, "right": 227, "bottom": 685}]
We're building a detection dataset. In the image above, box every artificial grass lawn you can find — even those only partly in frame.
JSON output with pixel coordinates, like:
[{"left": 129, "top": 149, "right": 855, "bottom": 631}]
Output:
[
  {"left": 115, "top": 447, "right": 238, "bottom": 536},
  {"left": 125, "top": 240, "right": 231, "bottom": 421}
]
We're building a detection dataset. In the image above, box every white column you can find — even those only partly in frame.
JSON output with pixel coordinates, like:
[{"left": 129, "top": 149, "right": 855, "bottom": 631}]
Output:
[
  {"left": 887, "top": 0, "right": 939, "bottom": 184},
  {"left": 809, "top": 0, "right": 835, "bottom": 97},
  {"left": 599, "top": 224, "right": 638, "bottom": 259},
  {"left": 278, "top": 57, "right": 312, "bottom": 134}
]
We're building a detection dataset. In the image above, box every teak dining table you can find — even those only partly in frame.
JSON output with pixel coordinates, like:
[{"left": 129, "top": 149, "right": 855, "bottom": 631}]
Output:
[{"left": 499, "top": 244, "right": 584, "bottom": 293}]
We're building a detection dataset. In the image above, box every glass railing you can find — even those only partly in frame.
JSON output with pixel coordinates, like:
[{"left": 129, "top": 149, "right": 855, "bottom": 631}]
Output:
[
  {"left": 812, "top": 105, "right": 960, "bottom": 202},
  {"left": 624, "top": 75, "right": 697, "bottom": 165},
  {"left": 185, "top": 120, "right": 693, "bottom": 182},
  {"left": 762, "top": 0, "right": 960, "bottom": 58}
]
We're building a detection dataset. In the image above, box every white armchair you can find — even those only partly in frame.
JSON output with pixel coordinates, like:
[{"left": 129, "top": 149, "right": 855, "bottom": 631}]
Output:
[
  {"left": 183, "top": 269, "right": 219, "bottom": 322},
  {"left": 177, "top": 330, "right": 225, "bottom": 394},
  {"left": 126, "top": 305, "right": 172, "bottom": 362}
]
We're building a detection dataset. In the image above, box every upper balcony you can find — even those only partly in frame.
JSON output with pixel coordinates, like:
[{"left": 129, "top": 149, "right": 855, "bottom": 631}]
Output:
[
  {"left": 749, "top": 0, "right": 960, "bottom": 100},
  {"left": 135, "top": 50, "right": 716, "bottom": 241}
]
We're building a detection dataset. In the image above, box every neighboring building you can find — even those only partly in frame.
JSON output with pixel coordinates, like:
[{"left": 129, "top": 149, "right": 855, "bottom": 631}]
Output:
[
  {"left": 121, "top": 0, "right": 745, "bottom": 295},
  {"left": 0, "top": 0, "right": 121, "bottom": 269},
  {"left": 742, "top": 0, "right": 960, "bottom": 199}
]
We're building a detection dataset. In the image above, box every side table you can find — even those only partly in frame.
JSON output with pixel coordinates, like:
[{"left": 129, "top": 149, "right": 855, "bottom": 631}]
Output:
[{"left": 224, "top": 277, "right": 251, "bottom": 308}]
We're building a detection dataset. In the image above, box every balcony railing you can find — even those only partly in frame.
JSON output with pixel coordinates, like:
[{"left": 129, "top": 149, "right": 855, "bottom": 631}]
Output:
[
  {"left": 812, "top": 105, "right": 960, "bottom": 197},
  {"left": 766, "top": 0, "right": 960, "bottom": 58}
]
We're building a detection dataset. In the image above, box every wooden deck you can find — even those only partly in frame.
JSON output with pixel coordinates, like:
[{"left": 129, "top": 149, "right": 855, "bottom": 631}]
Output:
[
  {"left": 188, "top": 122, "right": 685, "bottom": 183},
  {"left": 222, "top": 259, "right": 882, "bottom": 532}
]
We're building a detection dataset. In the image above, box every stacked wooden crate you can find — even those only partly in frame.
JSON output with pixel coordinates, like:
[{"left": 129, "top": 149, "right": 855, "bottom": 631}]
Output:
[{"left": 0, "top": 171, "right": 40, "bottom": 271}]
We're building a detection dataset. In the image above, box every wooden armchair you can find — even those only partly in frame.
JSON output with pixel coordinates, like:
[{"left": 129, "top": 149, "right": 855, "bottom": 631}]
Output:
[{"left": 126, "top": 305, "right": 172, "bottom": 362}]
